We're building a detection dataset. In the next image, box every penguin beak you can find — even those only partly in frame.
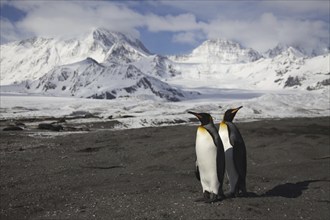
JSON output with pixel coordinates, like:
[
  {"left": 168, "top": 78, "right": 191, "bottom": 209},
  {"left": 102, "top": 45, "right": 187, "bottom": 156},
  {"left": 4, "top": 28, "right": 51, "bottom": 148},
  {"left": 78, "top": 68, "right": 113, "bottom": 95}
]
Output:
[
  {"left": 188, "top": 111, "right": 201, "bottom": 119},
  {"left": 231, "top": 106, "right": 243, "bottom": 113}
]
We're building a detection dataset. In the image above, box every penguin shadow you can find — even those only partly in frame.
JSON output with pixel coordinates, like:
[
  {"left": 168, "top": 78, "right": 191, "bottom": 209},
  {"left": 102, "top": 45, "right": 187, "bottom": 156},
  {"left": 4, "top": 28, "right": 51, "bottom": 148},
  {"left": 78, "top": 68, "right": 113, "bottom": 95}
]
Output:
[{"left": 245, "top": 179, "right": 328, "bottom": 199}]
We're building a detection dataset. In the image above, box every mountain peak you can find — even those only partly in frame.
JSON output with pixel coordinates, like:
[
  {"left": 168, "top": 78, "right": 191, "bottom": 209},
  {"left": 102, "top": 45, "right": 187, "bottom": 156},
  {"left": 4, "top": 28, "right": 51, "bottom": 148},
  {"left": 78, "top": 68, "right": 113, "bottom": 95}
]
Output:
[
  {"left": 87, "top": 28, "right": 150, "bottom": 55},
  {"left": 91, "top": 28, "right": 129, "bottom": 44},
  {"left": 265, "top": 44, "right": 306, "bottom": 58},
  {"left": 202, "top": 38, "right": 242, "bottom": 48},
  {"left": 181, "top": 38, "right": 262, "bottom": 63}
]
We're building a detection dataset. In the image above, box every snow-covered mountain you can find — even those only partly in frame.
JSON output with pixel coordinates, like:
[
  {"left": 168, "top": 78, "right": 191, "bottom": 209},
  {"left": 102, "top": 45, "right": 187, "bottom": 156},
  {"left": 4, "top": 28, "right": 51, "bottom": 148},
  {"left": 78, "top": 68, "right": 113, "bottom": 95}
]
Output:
[
  {"left": 24, "top": 57, "right": 189, "bottom": 101},
  {"left": 264, "top": 43, "right": 307, "bottom": 58},
  {"left": 168, "top": 43, "right": 329, "bottom": 93},
  {"left": 171, "top": 39, "right": 262, "bottom": 64},
  {"left": 1, "top": 28, "right": 329, "bottom": 102},
  {"left": 0, "top": 28, "right": 150, "bottom": 85},
  {"left": 1, "top": 28, "right": 190, "bottom": 101}
]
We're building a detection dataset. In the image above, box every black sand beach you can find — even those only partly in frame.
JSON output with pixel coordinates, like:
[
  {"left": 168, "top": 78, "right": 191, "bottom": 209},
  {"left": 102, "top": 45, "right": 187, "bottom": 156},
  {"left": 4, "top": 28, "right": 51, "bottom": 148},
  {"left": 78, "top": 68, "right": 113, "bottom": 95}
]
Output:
[{"left": 0, "top": 117, "right": 329, "bottom": 219}]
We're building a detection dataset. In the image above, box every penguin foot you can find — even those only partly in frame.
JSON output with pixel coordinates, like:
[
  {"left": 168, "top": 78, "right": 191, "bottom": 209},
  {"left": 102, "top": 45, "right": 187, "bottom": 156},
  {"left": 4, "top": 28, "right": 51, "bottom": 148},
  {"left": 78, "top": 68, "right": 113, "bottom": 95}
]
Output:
[
  {"left": 203, "top": 191, "right": 218, "bottom": 203},
  {"left": 217, "top": 193, "right": 226, "bottom": 201},
  {"left": 225, "top": 192, "right": 236, "bottom": 198},
  {"left": 236, "top": 191, "right": 247, "bottom": 197},
  {"left": 234, "top": 189, "right": 247, "bottom": 197},
  {"left": 204, "top": 197, "right": 217, "bottom": 203}
]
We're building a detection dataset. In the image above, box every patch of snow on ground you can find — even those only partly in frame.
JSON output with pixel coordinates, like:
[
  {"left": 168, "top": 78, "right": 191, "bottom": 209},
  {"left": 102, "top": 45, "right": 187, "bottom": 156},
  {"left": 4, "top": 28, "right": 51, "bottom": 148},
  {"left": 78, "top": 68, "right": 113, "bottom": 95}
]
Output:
[{"left": 1, "top": 88, "right": 329, "bottom": 130}]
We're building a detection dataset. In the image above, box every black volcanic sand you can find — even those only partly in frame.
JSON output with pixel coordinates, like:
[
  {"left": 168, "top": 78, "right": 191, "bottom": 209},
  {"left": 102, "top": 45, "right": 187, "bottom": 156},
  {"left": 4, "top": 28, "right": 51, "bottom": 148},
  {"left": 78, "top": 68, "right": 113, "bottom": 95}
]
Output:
[{"left": 0, "top": 117, "right": 329, "bottom": 219}]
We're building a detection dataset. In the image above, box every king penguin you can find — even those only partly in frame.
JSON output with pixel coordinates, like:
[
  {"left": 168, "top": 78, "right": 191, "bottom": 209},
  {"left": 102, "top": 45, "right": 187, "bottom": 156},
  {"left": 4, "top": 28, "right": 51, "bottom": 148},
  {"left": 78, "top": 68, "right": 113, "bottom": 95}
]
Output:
[
  {"left": 218, "top": 106, "right": 247, "bottom": 197},
  {"left": 188, "top": 111, "right": 225, "bottom": 203}
]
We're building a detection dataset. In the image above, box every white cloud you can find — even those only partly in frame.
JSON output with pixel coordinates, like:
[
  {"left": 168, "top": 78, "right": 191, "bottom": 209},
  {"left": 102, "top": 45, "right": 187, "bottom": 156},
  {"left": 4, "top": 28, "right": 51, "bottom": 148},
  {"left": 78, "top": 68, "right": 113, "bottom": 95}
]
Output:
[
  {"left": 203, "top": 12, "right": 329, "bottom": 53},
  {"left": 156, "top": 0, "right": 330, "bottom": 52},
  {"left": 172, "top": 31, "right": 205, "bottom": 45},
  {"left": 4, "top": 1, "right": 144, "bottom": 40},
  {"left": 0, "top": 18, "right": 14, "bottom": 44},
  {"left": 1, "top": 1, "right": 204, "bottom": 41},
  {"left": 0, "top": 0, "right": 329, "bottom": 54},
  {"left": 0, "top": 18, "right": 25, "bottom": 44},
  {"left": 145, "top": 13, "right": 204, "bottom": 32}
]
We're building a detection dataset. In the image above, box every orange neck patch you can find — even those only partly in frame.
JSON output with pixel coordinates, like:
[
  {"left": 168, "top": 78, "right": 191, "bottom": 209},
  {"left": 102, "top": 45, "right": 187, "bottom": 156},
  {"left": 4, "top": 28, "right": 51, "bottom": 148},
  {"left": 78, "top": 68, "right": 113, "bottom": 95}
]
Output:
[{"left": 220, "top": 121, "right": 227, "bottom": 129}]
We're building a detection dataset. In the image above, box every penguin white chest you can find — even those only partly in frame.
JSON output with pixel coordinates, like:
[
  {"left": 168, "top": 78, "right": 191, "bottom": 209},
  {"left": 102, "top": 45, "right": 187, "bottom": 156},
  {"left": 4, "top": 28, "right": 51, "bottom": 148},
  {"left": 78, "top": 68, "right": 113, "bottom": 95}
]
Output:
[
  {"left": 195, "top": 127, "right": 219, "bottom": 194},
  {"left": 219, "top": 123, "right": 232, "bottom": 151},
  {"left": 219, "top": 122, "right": 239, "bottom": 193}
]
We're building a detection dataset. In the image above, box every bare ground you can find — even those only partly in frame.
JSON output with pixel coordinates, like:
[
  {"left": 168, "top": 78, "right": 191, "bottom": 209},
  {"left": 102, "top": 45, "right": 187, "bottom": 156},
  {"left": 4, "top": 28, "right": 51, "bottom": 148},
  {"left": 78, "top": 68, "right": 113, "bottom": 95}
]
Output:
[{"left": 0, "top": 117, "right": 329, "bottom": 219}]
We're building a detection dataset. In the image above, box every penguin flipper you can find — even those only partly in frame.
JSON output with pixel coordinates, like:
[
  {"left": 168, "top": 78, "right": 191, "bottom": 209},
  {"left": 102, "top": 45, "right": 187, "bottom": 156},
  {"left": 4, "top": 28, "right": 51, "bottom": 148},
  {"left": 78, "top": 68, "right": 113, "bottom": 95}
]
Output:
[
  {"left": 195, "top": 161, "right": 200, "bottom": 181},
  {"left": 216, "top": 146, "right": 226, "bottom": 196},
  {"left": 226, "top": 122, "right": 247, "bottom": 187}
]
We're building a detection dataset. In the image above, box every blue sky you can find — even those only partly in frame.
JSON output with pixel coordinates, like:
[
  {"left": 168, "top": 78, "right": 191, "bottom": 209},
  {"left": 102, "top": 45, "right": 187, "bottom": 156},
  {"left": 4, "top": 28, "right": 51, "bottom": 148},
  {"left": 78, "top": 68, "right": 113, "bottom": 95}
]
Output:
[{"left": 0, "top": 0, "right": 329, "bottom": 55}]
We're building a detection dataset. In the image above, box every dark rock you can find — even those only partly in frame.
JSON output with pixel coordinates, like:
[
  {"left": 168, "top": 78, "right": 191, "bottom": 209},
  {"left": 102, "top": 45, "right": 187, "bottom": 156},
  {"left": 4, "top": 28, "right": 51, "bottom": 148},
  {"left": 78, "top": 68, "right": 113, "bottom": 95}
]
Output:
[
  {"left": 173, "top": 119, "right": 186, "bottom": 124},
  {"left": 43, "top": 82, "right": 57, "bottom": 91},
  {"left": 38, "top": 123, "right": 63, "bottom": 131},
  {"left": 15, "top": 122, "right": 26, "bottom": 127},
  {"left": 69, "top": 111, "right": 95, "bottom": 118},
  {"left": 124, "top": 86, "right": 137, "bottom": 93},
  {"left": 121, "top": 115, "right": 135, "bottom": 118},
  {"left": 320, "top": 78, "right": 330, "bottom": 86},
  {"left": 88, "top": 92, "right": 116, "bottom": 100},
  {"left": 274, "top": 78, "right": 283, "bottom": 83},
  {"left": 253, "top": 109, "right": 262, "bottom": 114},
  {"left": 3, "top": 126, "right": 24, "bottom": 131},
  {"left": 284, "top": 76, "right": 303, "bottom": 87},
  {"left": 57, "top": 118, "right": 66, "bottom": 123},
  {"left": 63, "top": 126, "right": 90, "bottom": 132},
  {"left": 306, "top": 78, "right": 330, "bottom": 91}
]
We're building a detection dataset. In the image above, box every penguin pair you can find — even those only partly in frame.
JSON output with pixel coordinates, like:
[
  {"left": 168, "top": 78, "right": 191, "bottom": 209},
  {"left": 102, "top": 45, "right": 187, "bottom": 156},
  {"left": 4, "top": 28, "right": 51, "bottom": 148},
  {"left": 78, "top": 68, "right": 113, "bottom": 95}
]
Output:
[{"left": 189, "top": 106, "right": 246, "bottom": 203}]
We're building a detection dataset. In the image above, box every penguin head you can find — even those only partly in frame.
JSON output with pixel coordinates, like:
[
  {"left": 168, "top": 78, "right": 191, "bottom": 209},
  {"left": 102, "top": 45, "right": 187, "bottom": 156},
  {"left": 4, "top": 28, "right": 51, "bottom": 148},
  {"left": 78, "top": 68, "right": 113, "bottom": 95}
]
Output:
[
  {"left": 223, "top": 106, "right": 243, "bottom": 122},
  {"left": 188, "top": 111, "right": 214, "bottom": 126}
]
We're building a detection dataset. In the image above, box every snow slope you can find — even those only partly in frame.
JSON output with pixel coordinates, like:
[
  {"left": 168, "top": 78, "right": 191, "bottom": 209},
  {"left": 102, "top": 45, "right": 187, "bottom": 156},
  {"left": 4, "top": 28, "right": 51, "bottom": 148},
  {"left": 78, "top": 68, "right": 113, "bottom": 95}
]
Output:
[
  {"left": 0, "top": 28, "right": 150, "bottom": 85},
  {"left": 1, "top": 28, "right": 189, "bottom": 101},
  {"left": 168, "top": 46, "right": 329, "bottom": 92},
  {"left": 23, "top": 58, "right": 191, "bottom": 101},
  {"left": 171, "top": 39, "right": 261, "bottom": 64}
]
